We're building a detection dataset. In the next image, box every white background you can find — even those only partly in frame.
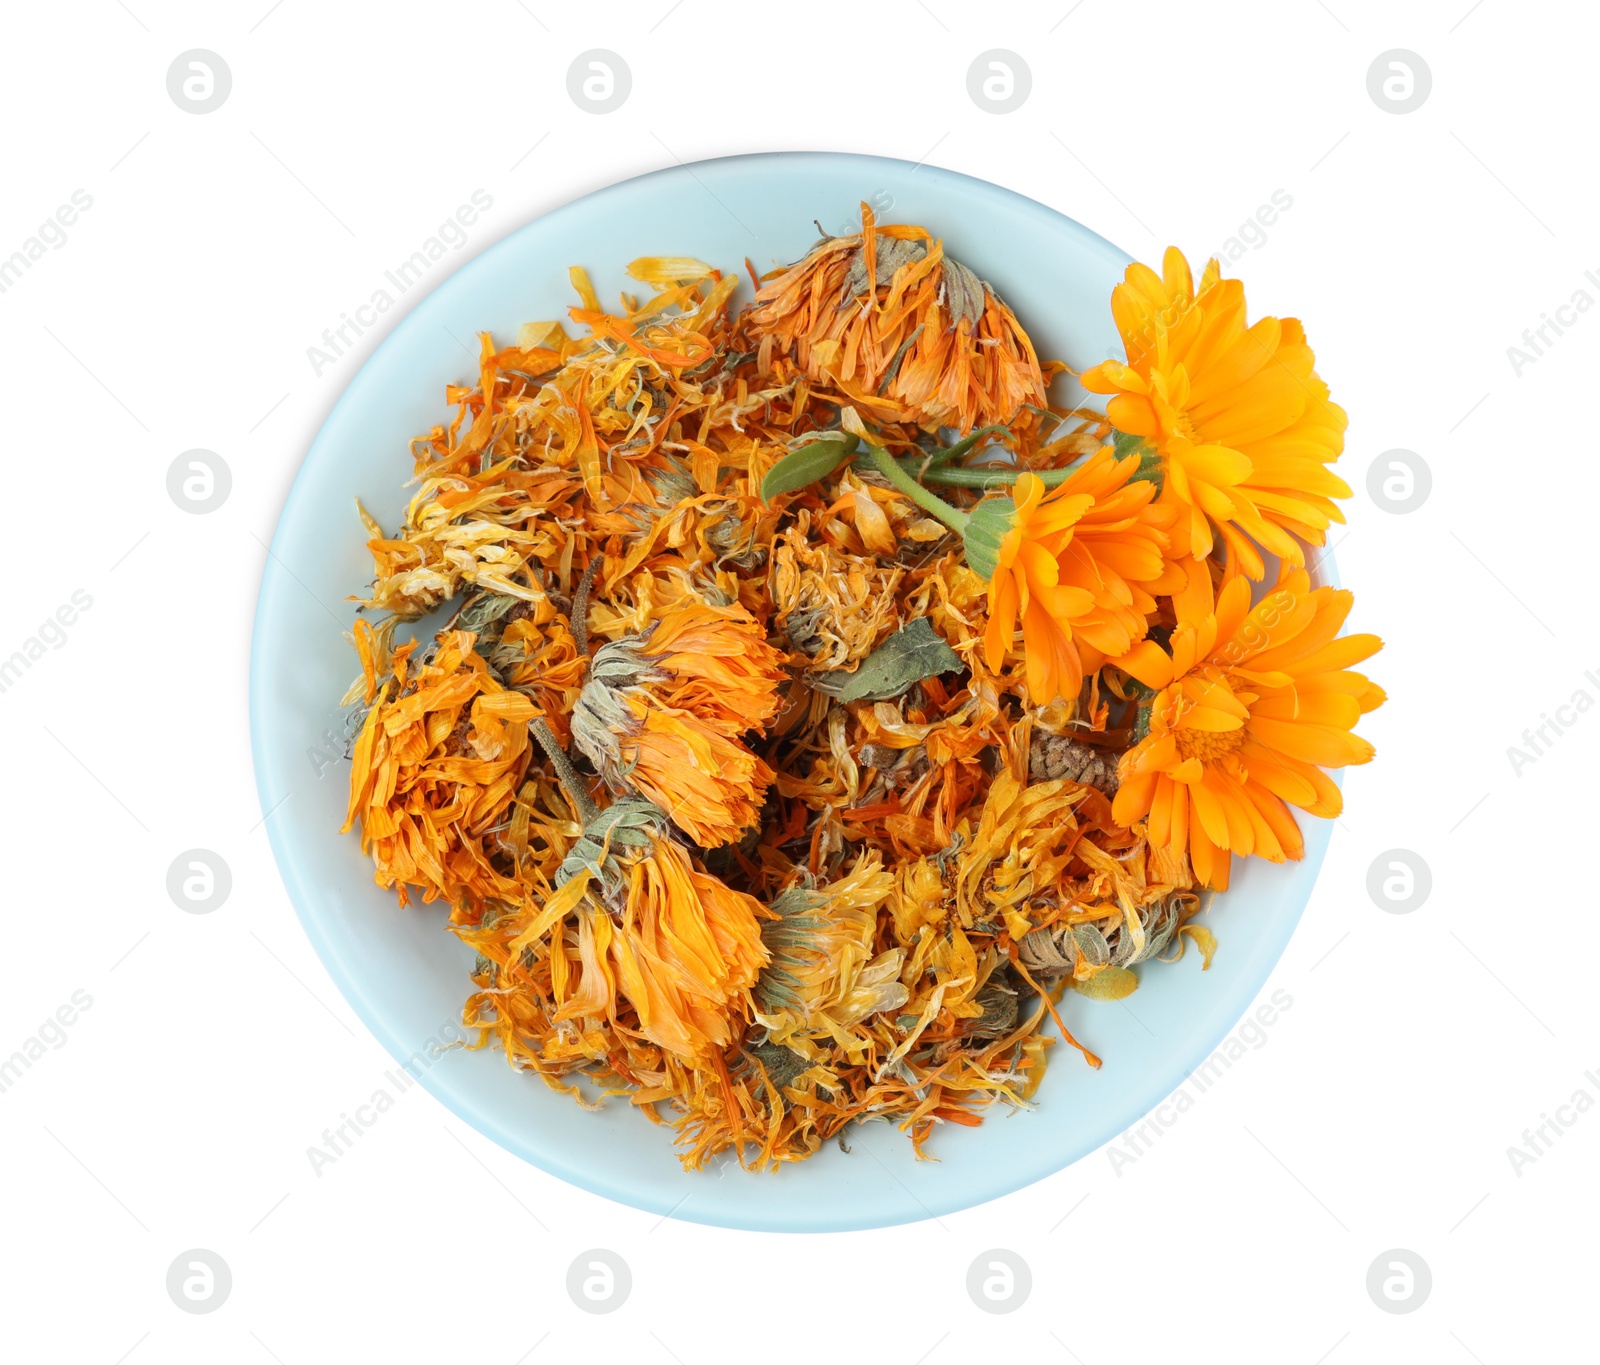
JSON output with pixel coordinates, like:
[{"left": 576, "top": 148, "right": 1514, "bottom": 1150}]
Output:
[{"left": 0, "top": 1, "right": 1593, "bottom": 1361}]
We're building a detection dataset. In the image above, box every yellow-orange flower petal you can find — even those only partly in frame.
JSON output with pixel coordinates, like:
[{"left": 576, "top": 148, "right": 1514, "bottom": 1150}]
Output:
[
  {"left": 1112, "top": 568, "right": 1382, "bottom": 888},
  {"left": 982, "top": 449, "right": 1180, "bottom": 706},
  {"left": 1081, "top": 247, "right": 1350, "bottom": 579},
  {"left": 625, "top": 705, "right": 774, "bottom": 849}
]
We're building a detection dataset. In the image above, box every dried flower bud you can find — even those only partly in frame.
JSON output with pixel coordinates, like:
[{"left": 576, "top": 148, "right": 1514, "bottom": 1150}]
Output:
[{"left": 1029, "top": 733, "right": 1122, "bottom": 798}]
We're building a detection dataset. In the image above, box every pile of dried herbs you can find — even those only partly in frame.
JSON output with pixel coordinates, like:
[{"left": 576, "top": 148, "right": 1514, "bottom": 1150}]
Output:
[{"left": 339, "top": 206, "right": 1381, "bottom": 1168}]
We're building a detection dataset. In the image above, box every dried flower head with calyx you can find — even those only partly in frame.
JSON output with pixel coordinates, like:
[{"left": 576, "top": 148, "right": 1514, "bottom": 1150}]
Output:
[
  {"left": 502, "top": 796, "right": 771, "bottom": 1062},
  {"left": 341, "top": 621, "right": 541, "bottom": 918},
  {"left": 569, "top": 600, "right": 786, "bottom": 847},
  {"left": 753, "top": 856, "right": 907, "bottom": 1060},
  {"left": 771, "top": 513, "right": 907, "bottom": 670},
  {"left": 748, "top": 203, "right": 1048, "bottom": 434}
]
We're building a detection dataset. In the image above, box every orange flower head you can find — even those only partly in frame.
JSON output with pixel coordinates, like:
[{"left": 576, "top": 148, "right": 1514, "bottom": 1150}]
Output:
[
  {"left": 752, "top": 857, "right": 905, "bottom": 1059},
  {"left": 1080, "top": 248, "right": 1350, "bottom": 579},
  {"left": 571, "top": 603, "right": 783, "bottom": 847},
  {"left": 507, "top": 798, "right": 770, "bottom": 1061},
  {"left": 620, "top": 706, "right": 773, "bottom": 849},
  {"left": 631, "top": 600, "right": 788, "bottom": 736},
  {"left": 1111, "top": 568, "right": 1385, "bottom": 889},
  {"left": 342, "top": 623, "right": 539, "bottom": 916},
  {"left": 747, "top": 203, "right": 1047, "bottom": 434},
  {"left": 970, "top": 449, "right": 1183, "bottom": 707},
  {"left": 771, "top": 515, "right": 907, "bottom": 670}
]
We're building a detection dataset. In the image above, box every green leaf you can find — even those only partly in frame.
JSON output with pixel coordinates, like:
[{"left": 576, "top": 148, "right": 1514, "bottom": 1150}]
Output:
[
  {"left": 1071, "top": 964, "right": 1139, "bottom": 1000},
  {"left": 813, "top": 618, "right": 962, "bottom": 702},
  {"left": 759, "top": 434, "right": 858, "bottom": 501}
]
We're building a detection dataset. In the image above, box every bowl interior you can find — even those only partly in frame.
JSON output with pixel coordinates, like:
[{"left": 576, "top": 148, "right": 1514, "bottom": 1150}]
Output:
[{"left": 250, "top": 151, "right": 1333, "bottom": 1231}]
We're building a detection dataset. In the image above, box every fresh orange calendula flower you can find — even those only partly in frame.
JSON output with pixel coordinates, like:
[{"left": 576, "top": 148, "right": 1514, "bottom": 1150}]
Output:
[
  {"left": 1112, "top": 568, "right": 1385, "bottom": 889},
  {"left": 1080, "top": 248, "right": 1350, "bottom": 579},
  {"left": 975, "top": 450, "right": 1182, "bottom": 706}
]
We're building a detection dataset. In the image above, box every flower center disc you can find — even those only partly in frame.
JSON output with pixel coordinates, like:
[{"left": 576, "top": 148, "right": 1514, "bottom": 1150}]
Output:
[{"left": 1174, "top": 724, "right": 1246, "bottom": 765}]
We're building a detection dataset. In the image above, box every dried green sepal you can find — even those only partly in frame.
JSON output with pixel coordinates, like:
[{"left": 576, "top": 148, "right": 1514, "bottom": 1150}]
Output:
[
  {"left": 753, "top": 885, "right": 833, "bottom": 1015},
  {"left": 845, "top": 236, "right": 927, "bottom": 297},
  {"left": 966, "top": 973, "right": 1021, "bottom": 1040},
  {"left": 569, "top": 634, "right": 667, "bottom": 785},
  {"left": 1019, "top": 893, "right": 1196, "bottom": 980},
  {"left": 554, "top": 796, "right": 670, "bottom": 910},
  {"left": 743, "top": 1040, "right": 813, "bottom": 1095},
  {"left": 941, "top": 257, "right": 989, "bottom": 330}
]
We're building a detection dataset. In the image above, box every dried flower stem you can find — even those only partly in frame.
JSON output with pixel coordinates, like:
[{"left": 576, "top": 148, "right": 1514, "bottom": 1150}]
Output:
[
  {"left": 530, "top": 717, "right": 600, "bottom": 826},
  {"left": 570, "top": 555, "right": 604, "bottom": 658}
]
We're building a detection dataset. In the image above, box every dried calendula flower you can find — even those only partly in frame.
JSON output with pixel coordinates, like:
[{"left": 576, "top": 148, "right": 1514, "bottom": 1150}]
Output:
[
  {"left": 771, "top": 514, "right": 905, "bottom": 669},
  {"left": 1018, "top": 891, "right": 1204, "bottom": 983},
  {"left": 747, "top": 202, "right": 1047, "bottom": 434},
  {"left": 753, "top": 856, "right": 906, "bottom": 1059},
  {"left": 499, "top": 797, "right": 771, "bottom": 1061},
  {"left": 570, "top": 601, "right": 786, "bottom": 847},
  {"left": 342, "top": 624, "right": 540, "bottom": 919}
]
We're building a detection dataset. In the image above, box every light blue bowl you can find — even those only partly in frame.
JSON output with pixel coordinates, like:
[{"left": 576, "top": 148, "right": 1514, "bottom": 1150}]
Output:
[{"left": 249, "top": 152, "right": 1333, "bottom": 1231}]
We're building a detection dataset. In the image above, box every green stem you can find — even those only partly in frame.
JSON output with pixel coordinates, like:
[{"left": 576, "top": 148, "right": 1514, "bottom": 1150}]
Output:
[
  {"left": 861, "top": 443, "right": 969, "bottom": 532},
  {"left": 910, "top": 460, "right": 1086, "bottom": 490},
  {"left": 919, "top": 424, "right": 1014, "bottom": 470},
  {"left": 530, "top": 718, "right": 600, "bottom": 826}
]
